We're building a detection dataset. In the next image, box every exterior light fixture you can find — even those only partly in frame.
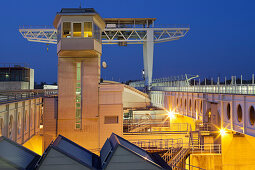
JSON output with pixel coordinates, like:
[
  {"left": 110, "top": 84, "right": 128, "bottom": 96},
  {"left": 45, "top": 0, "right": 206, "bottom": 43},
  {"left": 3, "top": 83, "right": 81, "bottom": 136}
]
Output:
[{"left": 220, "top": 128, "right": 226, "bottom": 136}]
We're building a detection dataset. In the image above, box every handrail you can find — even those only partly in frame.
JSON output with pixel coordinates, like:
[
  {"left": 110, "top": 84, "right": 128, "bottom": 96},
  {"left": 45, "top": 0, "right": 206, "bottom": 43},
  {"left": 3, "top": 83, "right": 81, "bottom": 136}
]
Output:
[{"left": 0, "top": 89, "right": 58, "bottom": 104}]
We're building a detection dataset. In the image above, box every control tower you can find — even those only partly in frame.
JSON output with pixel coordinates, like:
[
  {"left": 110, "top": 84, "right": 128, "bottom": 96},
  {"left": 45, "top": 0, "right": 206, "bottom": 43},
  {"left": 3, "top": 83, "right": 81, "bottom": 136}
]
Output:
[{"left": 53, "top": 8, "right": 105, "bottom": 149}]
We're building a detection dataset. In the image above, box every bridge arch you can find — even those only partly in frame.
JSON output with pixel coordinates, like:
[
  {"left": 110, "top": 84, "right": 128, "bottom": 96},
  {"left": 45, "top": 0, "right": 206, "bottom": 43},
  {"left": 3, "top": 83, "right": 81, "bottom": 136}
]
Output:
[{"left": 226, "top": 103, "right": 231, "bottom": 120}]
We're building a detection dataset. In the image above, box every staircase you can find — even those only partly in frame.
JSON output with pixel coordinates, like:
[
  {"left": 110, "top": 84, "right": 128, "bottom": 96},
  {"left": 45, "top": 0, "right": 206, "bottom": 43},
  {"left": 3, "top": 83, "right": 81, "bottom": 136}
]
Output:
[
  {"left": 190, "top": 131, "right": 200, "bottom": 147},
  {"left": 169, "top": 147, "right": 190, "bottom": 169}
]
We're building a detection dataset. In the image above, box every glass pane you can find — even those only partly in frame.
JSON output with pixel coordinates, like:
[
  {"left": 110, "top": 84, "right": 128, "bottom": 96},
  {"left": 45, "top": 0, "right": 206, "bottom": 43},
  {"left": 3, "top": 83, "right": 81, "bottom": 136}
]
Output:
[
  {"left": 73, "top": 23, "right": 82, "bottom": 37},
  {"left": 63, "top": 22, "right": 71, "bottom": 38},
  {"left": 76, "top": 96, "right": 81, "bottom": 102},
  {"left": 84, "top": 22, "right": 92, "bottom": 37},
  {"left": 76, "top": 62, "right": 81, "bottom": 80}
]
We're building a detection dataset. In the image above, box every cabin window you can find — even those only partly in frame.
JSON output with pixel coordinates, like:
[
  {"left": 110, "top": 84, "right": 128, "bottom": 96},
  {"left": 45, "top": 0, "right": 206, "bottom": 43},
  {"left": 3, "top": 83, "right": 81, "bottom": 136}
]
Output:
[
  {"left": 84, "top": 22, "right": 92, "bottom": 37},
  {"left": 62, "top": 22, "right": 71, "bottom": 38},
  {"left": 73, "top": 23, "right": 82, "bottom": 37}
]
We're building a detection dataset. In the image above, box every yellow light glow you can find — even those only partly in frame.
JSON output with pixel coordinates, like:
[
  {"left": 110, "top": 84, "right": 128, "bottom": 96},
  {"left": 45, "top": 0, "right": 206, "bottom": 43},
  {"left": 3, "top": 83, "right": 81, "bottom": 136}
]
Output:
[
  {"left": 220, "top": 128, "right": 226, "bottom": 136},
  {"left": 167, "top": 110, "right": 176, "bottom": 119}
]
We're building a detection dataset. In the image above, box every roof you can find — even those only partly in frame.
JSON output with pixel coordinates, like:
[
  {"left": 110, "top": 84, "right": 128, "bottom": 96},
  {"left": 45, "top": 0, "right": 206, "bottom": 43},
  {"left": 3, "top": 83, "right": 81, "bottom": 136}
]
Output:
[
  {"left": 37, "top": 135, "right": 100, "bottom": 169},
  {"left": 101, "top": 133, "right": 171, "bottom": 170},
  {"left": 0, "top": 136, "right": 40, "bottom": 170},
  {"left": 53, "top": 8, "right": 105, "bottom": 29},
  {"left": 104, "top": 18, "right": 156, "bottom": 26},
  {"left": 58, "top": 8, "right": 97, "bottom": 14}
]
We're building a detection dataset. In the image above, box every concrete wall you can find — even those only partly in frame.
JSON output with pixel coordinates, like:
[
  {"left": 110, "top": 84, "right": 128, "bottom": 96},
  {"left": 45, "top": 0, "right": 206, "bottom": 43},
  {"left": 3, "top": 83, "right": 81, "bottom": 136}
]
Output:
[
  {"left": 57, "top": 56, "right": 100, "bottom": 151},
  {"left": 151, "top": 91, "right": 255, "bottom": 137},
  {"left": 43, "top": 97, "right": 58, "bottom": 150},
  {"left": 0, "top": 82, "right": 30, "bottom": 90},
  {"left": 222, "top": 133, "right": 255, "bottom": 169},
  {"left": 189, "top": 154, "right": 222, "bottom": 170},
  {"left": 99, "top": 83, "right": 123, "bottom": 148},
  {"left": 123, "top": 86, "right": 150, "bottom": 109}
]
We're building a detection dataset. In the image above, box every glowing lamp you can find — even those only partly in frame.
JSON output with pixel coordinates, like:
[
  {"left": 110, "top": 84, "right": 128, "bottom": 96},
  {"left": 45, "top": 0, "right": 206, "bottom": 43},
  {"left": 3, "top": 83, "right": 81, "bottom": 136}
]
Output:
[{"left": 220, "top": 128, "right": 226, "bottom": 136}]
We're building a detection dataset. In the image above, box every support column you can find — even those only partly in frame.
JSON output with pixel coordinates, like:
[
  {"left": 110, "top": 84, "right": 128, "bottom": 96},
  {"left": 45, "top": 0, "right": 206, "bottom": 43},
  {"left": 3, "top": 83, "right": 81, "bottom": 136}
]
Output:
[{"left": 143, "top": 29, "right": 154, "bottom": 91}]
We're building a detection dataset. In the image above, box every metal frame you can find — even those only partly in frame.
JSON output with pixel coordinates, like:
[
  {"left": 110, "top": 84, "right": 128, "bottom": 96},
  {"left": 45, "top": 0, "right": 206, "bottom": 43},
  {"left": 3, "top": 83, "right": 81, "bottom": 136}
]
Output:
[{"left": 19, "top": 27, "right": 189, "bottom": 44}]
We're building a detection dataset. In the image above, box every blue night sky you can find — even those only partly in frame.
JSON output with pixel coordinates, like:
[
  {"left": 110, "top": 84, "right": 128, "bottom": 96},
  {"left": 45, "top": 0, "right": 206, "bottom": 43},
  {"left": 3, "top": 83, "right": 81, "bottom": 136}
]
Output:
[{"left": 0, "top": 0, "right": 255, "bottom": 83}]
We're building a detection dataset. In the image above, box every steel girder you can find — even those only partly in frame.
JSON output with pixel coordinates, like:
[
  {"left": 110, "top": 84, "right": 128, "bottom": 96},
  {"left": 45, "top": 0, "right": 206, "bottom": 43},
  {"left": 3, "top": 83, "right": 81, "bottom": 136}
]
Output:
[{"left": 19, "top": 27, "right": 189, "bottom": 45}]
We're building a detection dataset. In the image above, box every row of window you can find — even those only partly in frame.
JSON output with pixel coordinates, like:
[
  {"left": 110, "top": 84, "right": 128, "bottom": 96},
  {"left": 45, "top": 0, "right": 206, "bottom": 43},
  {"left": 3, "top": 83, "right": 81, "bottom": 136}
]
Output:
[
  {"left": 175, "top": 98, "right": 203, "bottom": 113},
  {"left": 226, "top": 103, "right": 255, "bottom": 126},
  {"left": 0, "top": 109, "right": 41, "bottom": 139},
  {"left": 59, "top": 22, "right": 101, "bottom": 41}
]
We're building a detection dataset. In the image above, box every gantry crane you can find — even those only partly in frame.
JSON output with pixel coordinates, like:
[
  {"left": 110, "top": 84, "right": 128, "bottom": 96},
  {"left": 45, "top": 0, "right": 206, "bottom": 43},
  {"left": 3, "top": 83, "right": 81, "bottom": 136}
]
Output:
[{"left": 19, "top": 18, "right": 189, "bottom": 90}]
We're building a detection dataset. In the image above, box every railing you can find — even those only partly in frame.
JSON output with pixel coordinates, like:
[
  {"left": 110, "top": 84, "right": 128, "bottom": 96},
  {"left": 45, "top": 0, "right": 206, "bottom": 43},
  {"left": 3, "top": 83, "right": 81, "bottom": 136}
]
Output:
[
  {"left": 130, "top": 138, "right": 183, "bottom": 151},
  {"left": 19, "top": 25, "right": 55, "bottom": 30},
  {"left": 123, "top": 122, "right": 191, "bottom": 133},
  {"left": 191, "top": 144, "right": 221, "bottom": 154},
  {"left": 0, "top": 89, "right": 58, "bottom": 104},
  {"left": 195, "top": 123, "right": 216, "bottom": 131},
  {"left": 152, "top": 84, "right": 255, "bottom": 95}
]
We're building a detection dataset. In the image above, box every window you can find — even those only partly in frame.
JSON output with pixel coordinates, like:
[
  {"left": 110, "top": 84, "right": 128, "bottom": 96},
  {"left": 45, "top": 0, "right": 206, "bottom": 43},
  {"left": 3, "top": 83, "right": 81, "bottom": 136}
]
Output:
[
  {"left": 194, "top": 100, "right": 197, "bottom": 112},
  {"left": 84, "top": 22, "right": 92, "bottom": 37},
  {"left": 62, "top": 22, "right": 71, "bottom": 38},
  {"left": 226, "top": 103, "right": 231, "bottom": 120},
  {"left": 104, "top": 116, "right": 118, "bottom": 124},
  {"left": 237, "top": 104, "right": 242, "bottom": 122},
  {"left": 94, "top": 23, "right": 101, "bottom": 41},
  {"left": 0, "top": 118, "right": 3, "bottom": 136},
  {"left": 9, "top": 115, "right": 13, "bottom": 139},
  {"left": 57, "top": 23, "right": 61, "bottom": 42},
  {"left": 73, "top": 23, "right": 82, "bottom": 37},
  {"left": 75, "top": 62, "right": 82, "bottom": 129},
  {"left": 250, "top": 106, "right": 255, "bottom": 125},
  {"left": 189, "top": 99, "right": 192, "bottom": 112},
  {"left": 25, "top": 110, "right": 28, "bottom": 131},
  {"left": 17, "top": 112, "right": 21, "bottom": 135}
]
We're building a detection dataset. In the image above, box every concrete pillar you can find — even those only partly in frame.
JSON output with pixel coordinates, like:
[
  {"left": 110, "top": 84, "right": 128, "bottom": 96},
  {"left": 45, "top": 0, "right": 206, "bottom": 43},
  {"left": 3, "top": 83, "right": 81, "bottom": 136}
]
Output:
[{"left": 143, "top": 29, "right": 154, "bottom": 91}]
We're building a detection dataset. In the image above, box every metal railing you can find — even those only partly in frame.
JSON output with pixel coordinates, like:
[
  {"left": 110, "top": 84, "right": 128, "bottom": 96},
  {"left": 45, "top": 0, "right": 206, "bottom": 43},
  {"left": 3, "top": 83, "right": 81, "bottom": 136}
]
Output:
[
  {"left": 0, "top": 89, "right": 58, "bottom": 104},
  {"left": 130, "top": 138, "right": 183, "bottom": 151},
  {"left": 19, "top": 25, "right": 55, "bottom": 30},
  {"left": 123, "top": 122, "right": 191, "bottom": 134},
  {"left": 191, "top": 144, "right": 221, "bottom": 154},
  {"left": 152, "top": 84, "right": 255, "bottom": 95}
]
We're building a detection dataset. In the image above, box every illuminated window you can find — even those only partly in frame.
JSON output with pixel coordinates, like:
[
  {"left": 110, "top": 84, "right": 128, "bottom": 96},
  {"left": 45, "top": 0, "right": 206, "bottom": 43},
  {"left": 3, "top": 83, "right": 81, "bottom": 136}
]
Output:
[
  {"left": 9, "top": 115, "right": 13, "bottom": 139},
  {"left": 73, "top": 23, "right": 82, "bottom": 37},
  {"left": 84, "top": 22, "right": 92, "bottom": 37},
  {"left": 75, "top": 62, "right": 82, "bottom": 129},
  {"left": 0, "top": 118, "right": 3, "bottom": 136},
  {"left": 25, "top": 110, "right": 28, "bottom": 131},
  {"left": 62, "top": 22, "right": 71, "bottom": 38},
  {"left": 17, "top": 112, "right": 21, "bottom": 135},
  {"left": 104, "top": 116, "right": 118, "bottom": 124}
]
